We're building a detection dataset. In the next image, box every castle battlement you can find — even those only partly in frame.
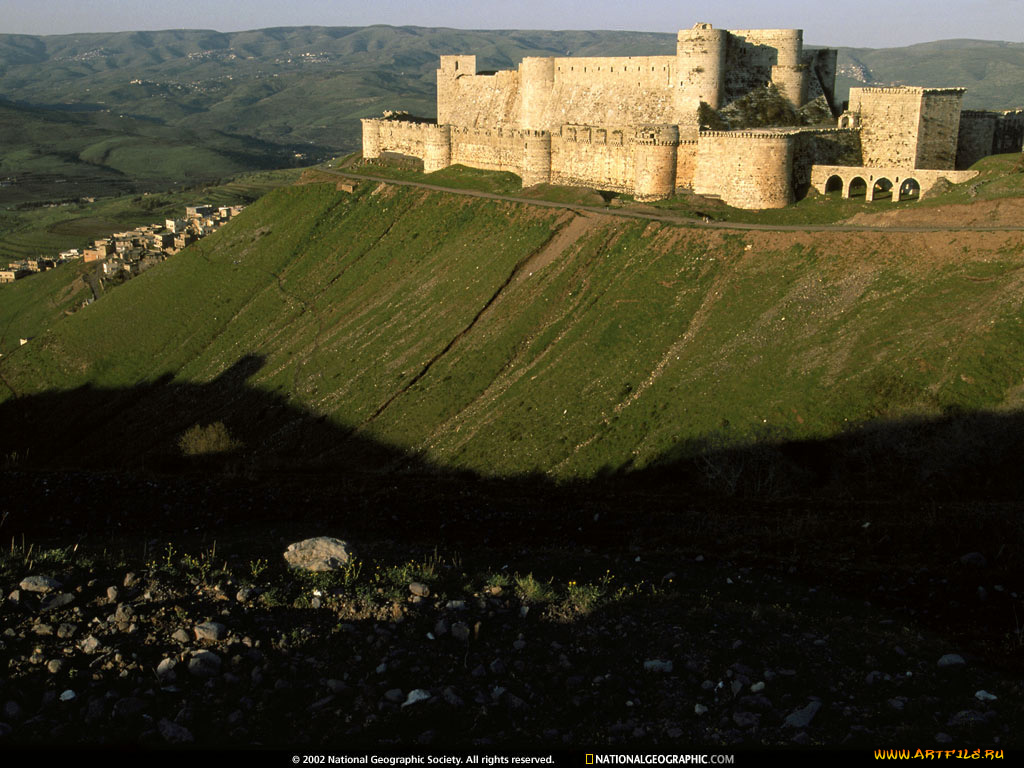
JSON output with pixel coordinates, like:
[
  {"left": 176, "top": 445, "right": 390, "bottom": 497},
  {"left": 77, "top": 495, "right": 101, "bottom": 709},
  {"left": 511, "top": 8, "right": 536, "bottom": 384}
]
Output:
[{"left": 362, "top": 23, "right": 1021, "bottom": 209}]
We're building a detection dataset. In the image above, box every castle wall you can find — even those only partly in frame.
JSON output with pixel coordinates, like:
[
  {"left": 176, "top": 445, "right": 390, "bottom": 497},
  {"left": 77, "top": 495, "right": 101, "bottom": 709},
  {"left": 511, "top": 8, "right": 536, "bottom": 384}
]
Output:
[
  {"left": 437, "top": 61, "right": 520, "bottom": 129},
  {"left": 805, "top": 48, "right": 838, "bottom": 113},
  {"left": 850, "top": 87, "right": 924, "bottom": 169},
  {"left": 792, "top": 129, "right": 862, "bottom": 197},
  {"left": 957, "top": 109, "right": 1024, "bottom": 168},
  {"left": 693, "top": 131, "right": 794, "bottom": 209},
  {"left": 957, "top": 111, "right": 998, "bottom": 169},
  {"left": 724, "top": 29, "right": 806, "bottom": 106},
  {"left": 550, "top": 125, "right": 636, "bottom": 194},
  {"left": 675, "top": 140, "right": 699, "bottom": 190},
  {"left": 361, "top": 119, "right": 452, "bottom": 172},
  {"left": 676, "top": 25, "right": 727, "bottom": 111},
  {"left": 450, "top": 127, "right": 523, "bottom": 175},
  {"left": 915, "top": 89, "right": 964, "bottom": 169}
]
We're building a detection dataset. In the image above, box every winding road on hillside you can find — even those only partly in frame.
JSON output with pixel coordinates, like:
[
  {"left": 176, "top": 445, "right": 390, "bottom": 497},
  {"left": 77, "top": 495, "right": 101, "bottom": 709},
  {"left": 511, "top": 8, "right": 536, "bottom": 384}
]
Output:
[{"left": 322, "top": 168, "right": 1024, "bottom": 233}]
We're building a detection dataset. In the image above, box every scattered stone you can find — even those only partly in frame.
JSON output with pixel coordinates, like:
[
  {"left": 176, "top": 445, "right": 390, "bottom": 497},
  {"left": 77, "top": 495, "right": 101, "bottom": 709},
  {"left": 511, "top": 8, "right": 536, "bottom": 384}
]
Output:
[
  {"left": 750, "top": 682, "right": 765, "bottom": 693},
  {"left": 643, "top": 659, "right": 673, "bottom": 674},
  {"left": 283, "top": 537, "right": 354, "bottom": 571},
  {"left": 158, "top": 718, "right": 194, "bottom": 744},
  {"left": 47, "top": 660, "right": 65, "bottom": 675},
  {"left": 384, "top": 689, "right": 405, "bottom": 703},
  {"left": 936, "top": 733, "right": 953, "bottom": 744},
  {"left": 442, "top": 687, "right": 464, "bottom": 707},
  {"left": 40, "top": 593, "right": 75, "bottom": 612},
  {"left": 975, "top": 690, "right": 998, "bottom": 702},
  {"left": 80, "top": 635, "right": 101, "bottom": 654},
  {"left": 694, "top": 704, "right": 708, "bottom": 716},
  {"left": 156, "top": 658, "right": 178, "bottom": 681},
  {"left": 194, "top": 621, "right": 227, "bottom": 642},
  {"left": 187, "top": 650, "right": 222, "bottom": 678},
  {"left": 938, "top": 654, "right": 966, "bottom": 668},
  {"left": 113, "top": 603, "right": 134, "bottom": 623},
  {"left": 236, "top": 587, "right": 257, "bottom": 603},
  {"left": 56, "top": 623, "right": 77, "bottom": 639},
  {"left": 402, "top": 689, "right": 431, "bottom": 707},
  {"left": 409, "top": 582, "right": 430, "bottom": 598},
  {"left": 112, "top": 697, "right": 146, "bottom": 720},
  {"left": 451, "top": 622, "right": 470, "bottom": 642},
  {"left": 19, "top": 575, "right": 61, "bottom": 593},
  {"left": 32, "top": 623, "right": 53, "bottom": 636},
  {"left": 122, "top": 572, "right": 139, "bottom": 588},
  {"left": 947, "top": 710, "right": 985, "bottom": 728},
  {"left": 171, "top": 629, "right": 191, "bottom": 644},
  {"left": 58, "top": 690, "right": 76, "bottom": 703},
  {"left": 733, "top": 711, "right": 759, "bottom": 729},
  {"left": 959, "top": 552, "right": 987, "bottom": 568},
  {"left": 784, "top": 701, "right": 822, "bottom": 729},
  {"left": 107, "top": 586, "right": 119, "bottom": 602}
]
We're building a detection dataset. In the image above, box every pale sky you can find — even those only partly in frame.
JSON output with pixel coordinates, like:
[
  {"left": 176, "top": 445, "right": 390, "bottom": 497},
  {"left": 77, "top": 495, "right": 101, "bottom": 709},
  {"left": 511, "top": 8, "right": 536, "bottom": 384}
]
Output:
[{"left": 0, "top": 0, "right": 1021, "bottom": 48}]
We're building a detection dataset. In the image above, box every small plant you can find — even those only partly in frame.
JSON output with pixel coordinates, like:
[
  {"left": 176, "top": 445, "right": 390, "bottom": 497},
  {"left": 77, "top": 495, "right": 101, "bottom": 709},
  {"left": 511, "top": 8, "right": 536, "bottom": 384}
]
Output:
[
  {"left": 178, "top": 421, "right": 239, "bottom": 456},
  {"left": 249, "top": 557, "right": 269, "bottom": 580},
  {"left": 515, "top": 573, "right": 556, "bottom": 604}
]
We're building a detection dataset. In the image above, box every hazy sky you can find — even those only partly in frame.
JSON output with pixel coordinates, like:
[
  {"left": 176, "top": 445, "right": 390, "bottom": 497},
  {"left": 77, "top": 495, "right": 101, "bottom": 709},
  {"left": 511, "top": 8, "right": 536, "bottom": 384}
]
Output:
[{"left": 1, "top": 0, "right": 1022, "bottom": 48}]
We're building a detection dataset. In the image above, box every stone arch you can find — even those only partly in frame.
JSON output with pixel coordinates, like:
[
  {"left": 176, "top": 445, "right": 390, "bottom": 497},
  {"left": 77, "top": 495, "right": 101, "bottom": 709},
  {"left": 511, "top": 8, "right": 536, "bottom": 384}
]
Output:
[
  {"left": 873, "top": 177, "right": 894, "bottom": 201},
  {"left": 824, "top": 175, "right": 843, "bottom": 195},
  {"left": 898, "top": 178, "right": 921, "bottom": 201},
  {"left": 839, "top": 115, "right": 851, "bottom": 129},
  {"left": 847, "top": 176, "right": 868, "bottom": 200}
]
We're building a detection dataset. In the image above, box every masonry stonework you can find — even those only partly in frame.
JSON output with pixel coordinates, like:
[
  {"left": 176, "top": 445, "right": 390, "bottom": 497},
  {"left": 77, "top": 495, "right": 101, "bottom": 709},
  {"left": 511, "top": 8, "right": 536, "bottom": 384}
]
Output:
[{"left": 363, "top": 23, "right": 1019, "bottom": 209}]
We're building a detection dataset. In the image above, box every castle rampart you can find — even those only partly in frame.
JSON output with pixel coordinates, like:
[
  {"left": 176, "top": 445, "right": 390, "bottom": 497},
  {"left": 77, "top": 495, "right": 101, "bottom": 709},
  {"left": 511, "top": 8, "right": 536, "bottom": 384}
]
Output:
[{"left": 364, "top": 24, "right": 1011, "bottom": 209}]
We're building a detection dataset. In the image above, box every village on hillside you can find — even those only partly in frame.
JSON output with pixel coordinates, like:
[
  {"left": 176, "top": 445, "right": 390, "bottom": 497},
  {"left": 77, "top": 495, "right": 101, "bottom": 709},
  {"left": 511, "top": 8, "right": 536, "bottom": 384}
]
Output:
[{"left": 0, "top": 203, "right": 244, "bottom": 285}]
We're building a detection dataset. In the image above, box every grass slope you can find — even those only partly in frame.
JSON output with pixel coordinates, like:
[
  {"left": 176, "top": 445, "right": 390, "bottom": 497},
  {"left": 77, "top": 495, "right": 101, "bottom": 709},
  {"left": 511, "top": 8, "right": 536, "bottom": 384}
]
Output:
[{"left": 2, "top": 180, "right": 1024, "bottom": 487}]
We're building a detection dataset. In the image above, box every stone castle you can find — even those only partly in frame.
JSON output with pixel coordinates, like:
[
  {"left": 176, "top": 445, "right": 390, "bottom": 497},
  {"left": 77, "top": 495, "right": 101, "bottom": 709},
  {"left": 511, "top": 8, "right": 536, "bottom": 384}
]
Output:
[{"left": 361, "top": 23, "right": 1024, "bottom": 209}]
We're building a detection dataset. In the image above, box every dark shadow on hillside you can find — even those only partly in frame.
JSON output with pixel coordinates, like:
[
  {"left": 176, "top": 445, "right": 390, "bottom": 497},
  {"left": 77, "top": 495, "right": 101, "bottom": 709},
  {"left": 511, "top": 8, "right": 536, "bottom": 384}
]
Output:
[{"left": 1, "top": 353, "right": 1022, "bottom": 578}]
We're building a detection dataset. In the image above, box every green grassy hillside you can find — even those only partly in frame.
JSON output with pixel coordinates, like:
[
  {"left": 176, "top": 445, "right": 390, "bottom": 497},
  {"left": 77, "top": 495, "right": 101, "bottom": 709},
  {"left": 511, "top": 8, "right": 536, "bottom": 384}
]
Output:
[{"left": 3, "top": 179, "right": 1024, "bottom": 496}]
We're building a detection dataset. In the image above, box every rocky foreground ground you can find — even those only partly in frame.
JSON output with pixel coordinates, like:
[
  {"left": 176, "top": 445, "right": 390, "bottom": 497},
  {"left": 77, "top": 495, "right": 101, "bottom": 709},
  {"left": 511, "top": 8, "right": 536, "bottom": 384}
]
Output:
[{"left": 0, "top": 470, "right": 1021, "bottom": 753}]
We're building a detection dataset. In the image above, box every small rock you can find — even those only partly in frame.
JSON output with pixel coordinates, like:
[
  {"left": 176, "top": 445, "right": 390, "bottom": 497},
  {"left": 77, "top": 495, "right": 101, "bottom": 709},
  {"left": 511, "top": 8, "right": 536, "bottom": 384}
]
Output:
[
  {"left": 442, "top": 687, "right": 464, "bottom": 707},
  {"left": 938, "top": 654, "right": 966, "bottom": 668},
  {"left": 156, "top": 658, "right": 177, "bottom": 681},
  {"left": 750, "top": 682, "right": 765, "bottom": 693},
  {"left": 107, "top": 586, "right": 119, "bottom": 602},
  {"left": 643, "top": 659, "right": 673, "bottom": 674},
  {"left": 947, "top": 710, "right": 985, "bottom": 728},
  {"left": 975, "top": 690, "right": 998, "bottom": 702},
  {"left": 446, "top": 600, "right": 466, "bottom": 610},
  {"left": 122, "top": 572, "right": 138, "bottom": 588},
  {"left": 283, "top": 537, "right": 354, "bottom": 571},
  {"left": 959, "top": 552, "right": 987, "bottom": 568},
  {"left": 384, "top": 689, "right": 405, "bottom": 703},
  {"left": 40, "top": 593, "right": 75, "bottom": 612},
  {"left": 114, "top": 603, "right": 134, "bottom": 623},
  {"left": 451, "top": 622, "right": 470, "bottom": 642},
  {"left": 194, "top": 621, "right": 227, "bottom": 642},
  {"left": 402, "top": 689, "right": 431, "bottom": 707},
  {"left": 936, "top": 733, "right": 953, "bottom": 744},
  {"left": 47, "top": 659, "right": 64, "bottom": 675},
  {"left": 158, "top": 718, "right": 194, "bottom": 744},
  {"left": 19, "top": 575, "right": 61, "bottom": 593},
  {"left": 112, "top": 697, "right": 146, "bottom": 720},
  {"left": 80, "top": 635, "right": 101, "bottom": 654},
  {"left": 694, "top": 704, "right": 708, "bottom": 715},
  {"left": 236, "top": 587, "right": 257, "bottom": 603},
  {"left": 58, "top": 690, "right": 76, "bottom": 703},
  {"left": 784, "top": 700, "right": 822, "bottom": 729},
  {"left": 171, "top": 629, "right": 191, "bottom": 644},
  {"left": 31, "top": 623, "right": 53, "bottom": 636},
  {"left": 733, "top": 711, "right": 759, "bottom": 729},
  {"left": 888, "top": 697, "right": 906, "bottom": 711},
  {"left": 56, "top": 623, "right": 77, "bottom": 639},
  {"left": 188, "top": 650, "right": 222, "bottom": 678},
  {"left": 409, "top": 582, "right": 430, "bottom": 597}
]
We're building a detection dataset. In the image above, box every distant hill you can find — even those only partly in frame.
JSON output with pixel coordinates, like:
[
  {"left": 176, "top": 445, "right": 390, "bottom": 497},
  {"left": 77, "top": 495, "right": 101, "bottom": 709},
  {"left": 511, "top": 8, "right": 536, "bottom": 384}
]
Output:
[{"left": 836, "top": 38, "right": 1024, "bottom": 110}]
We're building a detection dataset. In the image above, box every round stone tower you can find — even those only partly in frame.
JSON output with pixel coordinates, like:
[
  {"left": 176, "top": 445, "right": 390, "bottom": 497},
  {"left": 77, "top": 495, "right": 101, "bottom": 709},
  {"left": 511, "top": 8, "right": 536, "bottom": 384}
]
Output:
[
  {"left": 676, "top": 23, "right": 727, "bottom": 112},
  {"left": 520, "top": 130, "right": 552, "bottom": 187},
  {"left": 631, "top": 125, "right": 680, "bottom": 201},
  {"left": 769, "top": 29, "right": 808, "bottom": 107},
  {"left": 422, "top": 125, "right": 452, "bottom": 173},
  {"left": 519, "top": 57, "right": 556, "bottom": 131}
]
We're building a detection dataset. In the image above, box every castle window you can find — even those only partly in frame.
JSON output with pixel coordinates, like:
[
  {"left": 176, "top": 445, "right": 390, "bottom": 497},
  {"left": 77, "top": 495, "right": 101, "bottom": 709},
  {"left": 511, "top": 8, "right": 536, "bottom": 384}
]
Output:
[{"left": 455, "top": 61, "right": 459, "bottom": 70}]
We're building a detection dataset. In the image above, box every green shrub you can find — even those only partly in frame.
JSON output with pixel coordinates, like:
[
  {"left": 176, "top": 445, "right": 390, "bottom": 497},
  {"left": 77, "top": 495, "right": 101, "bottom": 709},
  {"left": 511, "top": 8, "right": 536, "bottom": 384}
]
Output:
[{"left": 178, "top": 421, "right": 239, "bottom": 456}]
